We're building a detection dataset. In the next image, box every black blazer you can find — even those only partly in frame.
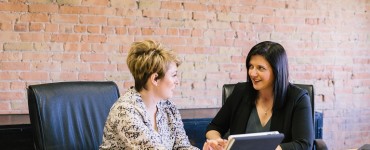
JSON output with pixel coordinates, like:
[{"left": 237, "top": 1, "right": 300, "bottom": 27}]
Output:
[{"left": 207, "top": 82, "right": 314, "bottom": 150}]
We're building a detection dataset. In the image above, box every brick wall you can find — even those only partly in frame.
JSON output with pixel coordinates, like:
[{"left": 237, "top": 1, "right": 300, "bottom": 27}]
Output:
[{"left": 0, "top": 0, "right": 369, "bottom": 149}]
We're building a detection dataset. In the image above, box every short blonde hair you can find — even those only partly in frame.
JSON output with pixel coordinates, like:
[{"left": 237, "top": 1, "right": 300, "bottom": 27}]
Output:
[{"left": 127, "top": 40, "right": 181, "bottom": 92}]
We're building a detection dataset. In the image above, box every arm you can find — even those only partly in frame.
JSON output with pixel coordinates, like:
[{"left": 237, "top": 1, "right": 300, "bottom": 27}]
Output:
[
  {"left": 280, "top": 94, "right": 314, "bottom": 150},
  {"left": 168, "top": 104, "right": 199, "bottom": 150}
]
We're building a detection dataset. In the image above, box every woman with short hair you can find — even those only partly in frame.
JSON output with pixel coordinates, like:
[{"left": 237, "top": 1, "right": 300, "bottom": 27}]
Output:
[{"left": 100, "top": 40, "right": 198, "bottom": 150}]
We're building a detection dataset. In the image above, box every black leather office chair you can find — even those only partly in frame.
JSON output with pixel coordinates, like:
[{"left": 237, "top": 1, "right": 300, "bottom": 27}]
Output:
[
  {"left": 222, "top": 82, "right": 328, "bottom": 150},
  {"left": 27, "top": 81, "right": 120, "bottom": 150}
]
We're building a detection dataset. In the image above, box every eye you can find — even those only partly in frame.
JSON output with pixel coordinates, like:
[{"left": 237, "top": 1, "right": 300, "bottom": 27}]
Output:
[{"left": 258, "top": 66, "right": 266, "bottom": 71}]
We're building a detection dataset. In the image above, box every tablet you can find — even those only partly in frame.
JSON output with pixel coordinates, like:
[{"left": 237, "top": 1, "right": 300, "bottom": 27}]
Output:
[{"left": 226, "top": 131, "right": 284, "bottom": 150}]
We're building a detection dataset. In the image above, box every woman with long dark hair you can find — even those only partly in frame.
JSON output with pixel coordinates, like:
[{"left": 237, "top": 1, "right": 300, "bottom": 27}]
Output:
[{"left": 204, "top": 41, "right": 314, "bottom": 150}]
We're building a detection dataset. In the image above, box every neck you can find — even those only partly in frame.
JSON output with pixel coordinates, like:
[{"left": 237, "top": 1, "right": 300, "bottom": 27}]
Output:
[
  {"left": 258, "top": 89, "right": 274, "bottom": 103},
  {"left": 139, "top": 89, "right": 160, "bottom": 110}
]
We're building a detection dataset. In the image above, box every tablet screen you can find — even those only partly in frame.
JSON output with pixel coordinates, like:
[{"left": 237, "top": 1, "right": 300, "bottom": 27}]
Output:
[{"left": 226, "top": 131, "right": 284, "bottom": 150}]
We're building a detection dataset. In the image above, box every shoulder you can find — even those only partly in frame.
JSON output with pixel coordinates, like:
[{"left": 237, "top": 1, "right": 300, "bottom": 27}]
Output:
[
  {"left": 109, "top": 88, "right": 145, "bottom": 116},
  {"left": 286, "top": 83, "right": 310, "bottom": 104},
  {"left": 287, "top": 84, "right": 308, "bottom": 97}
]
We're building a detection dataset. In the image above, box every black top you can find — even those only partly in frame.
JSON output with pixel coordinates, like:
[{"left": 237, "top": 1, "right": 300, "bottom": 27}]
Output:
[{"left": 207, "top": 82, "right": 314, "bottom": 150}]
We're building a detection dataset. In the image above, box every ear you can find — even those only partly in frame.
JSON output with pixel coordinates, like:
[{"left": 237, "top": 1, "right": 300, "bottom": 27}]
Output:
[{"left": 149, "top": 73, "right": 159, "bottom": 86}]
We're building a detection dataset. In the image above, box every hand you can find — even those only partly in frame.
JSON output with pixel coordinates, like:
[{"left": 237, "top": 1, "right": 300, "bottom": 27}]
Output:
[
  {"left": 275, "top": 145, "right": 282, "bottom": 150},
  {"left": 203, "top": 139, "right": 228, "bottom": 150}
]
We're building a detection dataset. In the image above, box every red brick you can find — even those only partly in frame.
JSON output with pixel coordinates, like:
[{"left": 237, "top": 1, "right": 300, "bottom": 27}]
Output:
[
  {"left": 0, "top": 82, "right": 10, "bottom": 90},
  {"left": 20, "top": 13, "right": 49, "bottom": 22},
  {"left": 168, "top": 11, "right": 192, "bottom": 20},
  {"left": 20, "top": 33, "right": 45, "bottom": 42},
  {"left": 87, "top": 26, "right": 101, "bottom": 33},
  {"left": 61, "top": 62, "right": 90, "bottom": 71},
  {"left": 217, "top": 12, "right": 239, "bottom": 22},
  {"left": 0, "top": 92, "right": 23, "bottom": 100},
  {"left": 4, "top": 43, "right": 33, "bottom": 51},
  {"left": 0, "top": 72, "right": 19, "bottom": 80},
  {"left": 51, "top": 34, "right": 80, "bottom": 42},
  {"left": 81, "top": 35, "right": 106, "bottom": 43},
  {"left": 0, "top": 22, "right": 13, "bottom": 31},
  {"left": 88, "top": 7, "right": 115, "bottom": 15},
  {"left": 74, "top": 25, "right": 87, "bottom": 33},
  {"left": 110, "top": 0, "right": 136, "bottom": 8},
  {"left": 29, "top": 23, "right": 44, "bottom": 31},
  {"left": 142, "top": 10, "right": 167, "bottom": 18},
  {"left": 80, "top": 54, "right": 107, "bottom": 62},
  {"left": 51, "top": 14, "right": 79, "bottom": 23},
  {"left": 31, "top": 62, "right": 61, "bottom": 71},
  {"left": 64, "top": 43, "right": 91, "bottom": 52},
  {"left": 116, "top": 8, "right": 142, "bottom": 17},
  {"left": 29, "top": 4, "right": 58, "bottom": 13},
  {"left": 0, "top": 3, "right": 28, "bottom": 12},
  {"left": 115, "top": 27, "right": 127, "bottom": 34},
  {"left": 50, "top": 72, "right": 78, "bottom": 81},
  {"left": 0, "top": 32, "right": 19, "bottom": 42},
  {"left": 22, "top": 52, "right": 51, "bottom": 61},
  {"left": 20, "top": 72, "right": 49, "bottom": 80},
  {"left": 179, "top": 29, "right": 191, "bottom": 36},
  {"left": 183, "top": 2, "right": 207, "bottom": 11},
  {"left": 14, "top": 23, "right": 28, "bottom": 32},
  {"left": 57, "top": 0, "right": 82, "bottom": 5},
  {"left": 161, "top": 1, "right": 182, "bottom": 10},
  {"left": 160, "top": 20, "right": 184, "bottom": 28},
  {"left": 91, "top": 64, "right": 116, "bottom": 71},
  {"left": 59, "top": 6, "right": 88, "bottom": 14},
  {"left": 252, "top": 24, "right": 273, "bottom": 32},
  {"left": 107, "top": 17, "right": 133, "bottom": 26},
  {"left": 45, "top": 23, "right": 58, "bottom": 32},
  {"left": 193, "top": 12, "right": 216, "bottom": 20},
  {"left": 102, "top": 26, "right": 114, "bottom": 34},
  {"left": 78, "top": 72, "right": 105, "bottom": 80},
  {"left": 162, "top": 37, "right": 186, "bottom": 45},
  {"left": 82, "top": 0, "right": 109, "bottom": 6},
  {"left": 33, "top": 43, "right": 50, "bottom": 51},
  {"left": 11, "top": 100, "right": 28, "bottom": 110},
  {"left": 27, "top": 0, "right": 53, "bottom": 3},
  {"left": 106, "top": 35, "right": 133, "bottom": 44},
  {"left": 52, "top": 53, "right": 78, "bottom": 61},
  {"left": 80, "top": 15, "right": 107, "bottom": 25},
  {"left": 0, "top": 52, "right": 22, "bottom": 61},
  {"left": 91, "top": 44, "right": 119, "bottom": 53},
  {"left": 138, "top": 0, "right": 161, "bottom": 9},
  {"left": 10, "top": 82, "right": 25, "bottom": 90}
]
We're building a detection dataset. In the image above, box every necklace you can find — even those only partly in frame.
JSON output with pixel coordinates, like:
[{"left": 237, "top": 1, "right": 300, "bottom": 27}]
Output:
[{"left": 258, "top": 100, "right": 271, "bottom": 116}]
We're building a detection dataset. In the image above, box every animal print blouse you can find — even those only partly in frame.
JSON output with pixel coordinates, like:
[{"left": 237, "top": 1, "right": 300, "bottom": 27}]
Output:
[{"left": 100, "top": 87, "right": 199, "bottom": 150}]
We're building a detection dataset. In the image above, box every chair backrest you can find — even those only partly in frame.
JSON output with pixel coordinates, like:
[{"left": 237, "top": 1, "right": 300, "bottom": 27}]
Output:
[
  {"left": 222, "top": 82, "right": 314, "bottom": 121},
  {"left": 27, "top": 81, "right": 120, "bottom": 150}
]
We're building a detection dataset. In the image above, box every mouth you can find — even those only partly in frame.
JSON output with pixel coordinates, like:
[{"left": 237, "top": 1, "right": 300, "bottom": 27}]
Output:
[{"left": 252, "top": 79, "right": 261, "bottom": 84}]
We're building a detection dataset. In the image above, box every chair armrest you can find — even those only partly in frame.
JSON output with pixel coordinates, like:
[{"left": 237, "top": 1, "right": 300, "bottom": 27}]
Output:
[{"left": 314, "top": 139, "right": 328, "bottom": 150}]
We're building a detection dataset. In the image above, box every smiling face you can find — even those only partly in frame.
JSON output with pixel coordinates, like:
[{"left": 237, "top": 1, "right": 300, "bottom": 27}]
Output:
[
  {"left": 154, "top": 62, "right": 179, "bottom": 100},
  {"left": 248, "top": 55, "right": 275, "bottom": 92}
]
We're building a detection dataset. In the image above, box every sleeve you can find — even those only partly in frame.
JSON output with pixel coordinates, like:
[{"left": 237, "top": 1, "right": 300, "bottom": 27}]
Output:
[
  {"left": 168, "top": 103, "right": 200, "bottom": 150},
  {"left": 206, "top": 83, "right": 243, "bottom": 136},
  {"left": 114, "top": 103, "right": 166, "bottom": 149},
  {"left": 280, "top": 94, "right": 314, "bottom": 150}
]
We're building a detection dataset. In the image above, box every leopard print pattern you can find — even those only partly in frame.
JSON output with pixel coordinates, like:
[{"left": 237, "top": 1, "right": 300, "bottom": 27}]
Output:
[{"left": 100, "top": 87, "right": 199, "bottom": 150}]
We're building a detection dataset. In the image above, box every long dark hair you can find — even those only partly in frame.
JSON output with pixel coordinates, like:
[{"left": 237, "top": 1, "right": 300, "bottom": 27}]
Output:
[{"left": 245, "top": 41, "right": 289, "bottom": 110}]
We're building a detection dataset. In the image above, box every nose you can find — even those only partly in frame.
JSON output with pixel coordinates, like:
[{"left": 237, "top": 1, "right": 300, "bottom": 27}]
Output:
[
  {"left": 249, "top": 68, "right": 257, "bottom": 77},
  {"left": 174, "top": 77, "right": 179, "bottom": 86}
]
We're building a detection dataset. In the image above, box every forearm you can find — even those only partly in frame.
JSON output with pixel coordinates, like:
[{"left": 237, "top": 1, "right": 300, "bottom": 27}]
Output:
[{"left": 206, "top": 130, "right": 223, "bottom": 140}]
